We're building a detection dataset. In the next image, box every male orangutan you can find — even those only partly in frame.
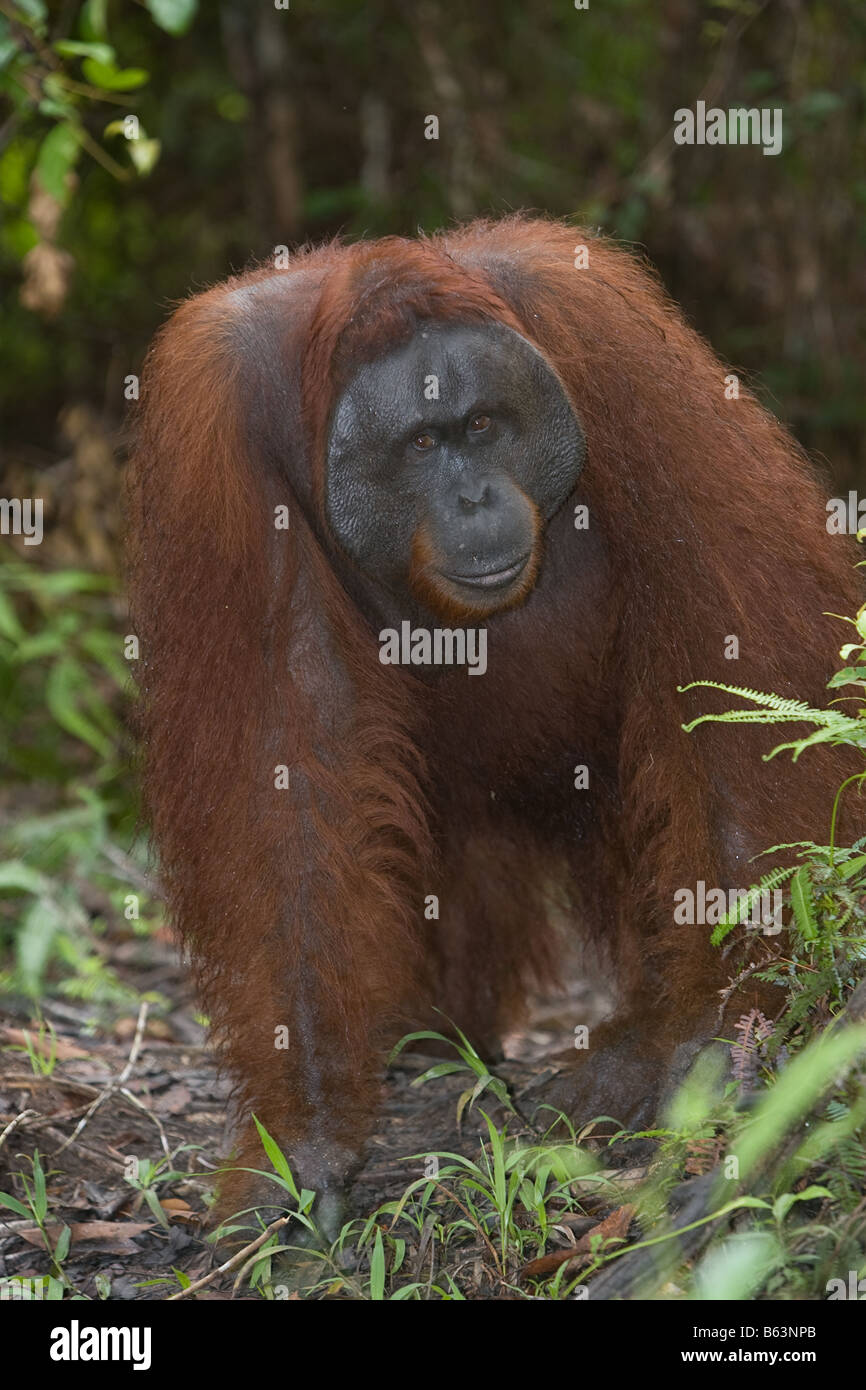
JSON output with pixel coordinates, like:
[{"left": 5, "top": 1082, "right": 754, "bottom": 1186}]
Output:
[{"left": 128, "top": 217, "right": 860, "bottom": 1239}]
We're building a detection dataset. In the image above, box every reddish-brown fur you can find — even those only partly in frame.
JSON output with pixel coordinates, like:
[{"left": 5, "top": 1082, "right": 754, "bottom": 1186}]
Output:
[
  {"left": 408, "top": 496, "right": 542, "bottom": 622},
  {"left": 128, "top": 217, "right": 862, "bottom": 1223}
]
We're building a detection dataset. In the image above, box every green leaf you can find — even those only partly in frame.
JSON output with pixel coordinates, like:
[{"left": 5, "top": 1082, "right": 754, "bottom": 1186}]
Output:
[
  {"left": 38, "top": 99, "right": 77, "bottom": 120},
  {"left": 128, "top": 137, "right": 161, "bottom": 175},
  {"left": 388, "top": 1029, "right": 450, "bottom": 1060},
  {"left": 252, "top": 1116, "right": 299, "bottom": 1199},
  {"left": 695, "top": 1231, "right": 780, "bottom": 1300},
  {"left": 54, "top": 1224, "right": 71, "bottom": 1262},
  {"left": 81, "top": 59, "right": 149, "bottom": 91},
  {"left": 790, "top": 865, "right": 818, "bottom": 940},
  {"left": 26, "top": 569, "right": 111, "bottom": 596},
  {"left": 142, "top": 1188, "right": 169, "bottom": 1229},
  {"left": 737, "top": 1026, "right": 866, "bottom": 1180},
  {"left": 12, "top": 629, "right": 68, "bottom": 663},
  {"left": 146, "top": 0, "right": 198, "bottom": 36},
  {"left": 18, "top": 897, "right": 64, "bottom": 994},
  {"left": 79, "top": 628, "right": 128, "bottom": 682},
  {"left": 827, "top": 666, "right": 866, "bottom": 687},
  {"left": 838, "top": 854, "right": 866, "bottom": 881},
  {"left": 12, "top": 0, "right": 47, "bottom": 24},
  {"left": 34, "top": 122, "right": 80, "bottom": 204},
  {"left": 31, "top": 1152, "right": 47, "bottom": 1221},
  {"left": 369, "top": 1228, "right": 385, "bottom": 1300},
  {"left": 411, "top": 1061, "right": 466, "bottom": 1085},
  {"left": 0, "top": 34, "right": 19, "bottom": 71},
  {"left": 53, "top": 40, "right": 114, "bottom": 63},
  {"left": 80, "top": 0, "right": 109, "bottom": 40},
  {"left": 0, "top": 861, "right": 51, "bottom": 895},
  {"left": 772, "top": 1185, "right": 832, "bottom": 1222},
  {"left": 0, "top": 1192, "right": 30, "bottom": 1219},
  {"left": 0, "top": 589, "right": 25, "bottom": 641},
  {"left": 45, "top": 659, "right": 113, "bottom": 756}
]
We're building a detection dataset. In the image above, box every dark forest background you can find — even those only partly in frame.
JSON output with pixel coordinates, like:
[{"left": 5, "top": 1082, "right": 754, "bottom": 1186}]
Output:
[{"left": 2, "top": 0, "right": 865, "bottom": 513}]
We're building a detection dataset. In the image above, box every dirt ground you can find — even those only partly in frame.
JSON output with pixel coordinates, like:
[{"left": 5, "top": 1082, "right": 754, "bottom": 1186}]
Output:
[{"left": 0, "top": 932, "right": 618, "bottom": 1300}]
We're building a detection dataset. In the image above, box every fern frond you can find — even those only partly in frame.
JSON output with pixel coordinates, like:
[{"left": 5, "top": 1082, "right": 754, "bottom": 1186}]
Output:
[
  {"left": 679, "top": 679, "right": 866, "bottom": 757},
  {"left": 790, "top": 865, "right": 819, "bottom": 940},
  {"left": 754, "top": 841, "right": 818, "bottom": 857},
  {"left": 679, "top": 681, "right": 826, "bottom": 715},
  {"left": 765, "top": 721, "right": 866, "bottom": 762},
  {"left": 710, "top": 865, "right": 796, "bottom": 945}
]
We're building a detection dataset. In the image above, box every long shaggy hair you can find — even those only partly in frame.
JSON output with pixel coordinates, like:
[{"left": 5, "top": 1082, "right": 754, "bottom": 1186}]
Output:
[{"left": 128, "top": 217, "right": 862, "bottom": 1212}]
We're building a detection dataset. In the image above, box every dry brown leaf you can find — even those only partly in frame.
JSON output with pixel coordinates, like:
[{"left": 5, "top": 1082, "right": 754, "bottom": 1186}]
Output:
[
  {"left": 159, "top": 1198, "right": 194, "bottom": 1222},
  {"left": 12, "top": 1221, "right": 152, "bottom": 1252},
  {"left": 520, "top": 1203, "right": 636, "bottom": 1280},
  {"left": 0, "top": 1028, "right": 89, "bottom": 1060}
]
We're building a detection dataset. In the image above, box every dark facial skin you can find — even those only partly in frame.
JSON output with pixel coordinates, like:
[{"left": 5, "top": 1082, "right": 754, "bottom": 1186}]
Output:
[{"left": 325, "top": 321, "right": 586, "bottom": 621}]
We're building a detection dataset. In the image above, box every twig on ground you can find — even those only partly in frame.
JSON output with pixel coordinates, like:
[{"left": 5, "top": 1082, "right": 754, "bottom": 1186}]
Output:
[
  {"left": 55, "top": 1002, "right": 149, "bottom": 1155},
  {"left": 166, "top": 1216, "right": 290, "bottom": 1300}
]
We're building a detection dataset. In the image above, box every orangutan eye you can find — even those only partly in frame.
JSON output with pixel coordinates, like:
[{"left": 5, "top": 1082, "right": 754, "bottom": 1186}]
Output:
[
  {"left": 468, "top": 414, "right": 492, "bottom": 433},
  {"left": 412, "top": 432, "right": 437, "bottom": 452}
]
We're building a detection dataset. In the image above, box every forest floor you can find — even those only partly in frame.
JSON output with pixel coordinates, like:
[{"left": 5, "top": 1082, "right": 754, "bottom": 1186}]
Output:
[{"left": 0, "top": 932, "right": 626, "bottom": 1300}]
